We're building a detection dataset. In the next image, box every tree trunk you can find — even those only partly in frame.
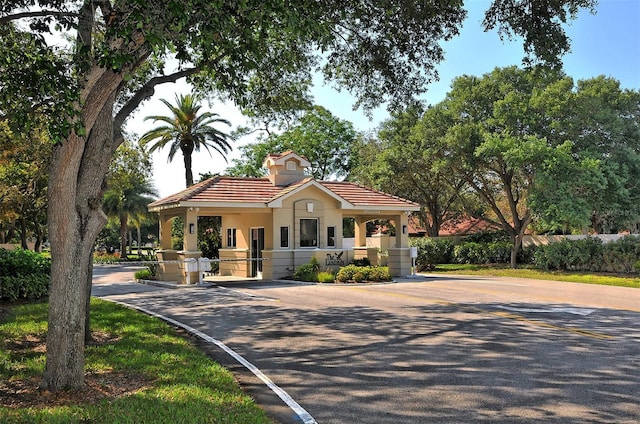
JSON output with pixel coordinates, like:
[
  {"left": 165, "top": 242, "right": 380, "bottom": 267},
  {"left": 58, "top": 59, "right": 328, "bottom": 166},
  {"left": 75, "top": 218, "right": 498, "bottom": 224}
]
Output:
[
  {"left": 510, "top": 236, "right": 520, "bottom": 269},
  {"left": 43, "top": 67, "right": 123, "bottom": 391},
  {"left": 34, "top": 224, "right": 43, "bottom": 252},
  {"left": 19, "top": 217, "right": 28, "bottom": 249},
  {"left": 119, "top": 212, "right": 128, "bottom": 258},
  {"left": 85, "top": 255, "right": 94, "bottom": 345},
  {"left": 184, "top": 152, "right": 194, "bottom": 187},
  {"left": 44, "top": 131, "right": 94, "bottom": 390}
]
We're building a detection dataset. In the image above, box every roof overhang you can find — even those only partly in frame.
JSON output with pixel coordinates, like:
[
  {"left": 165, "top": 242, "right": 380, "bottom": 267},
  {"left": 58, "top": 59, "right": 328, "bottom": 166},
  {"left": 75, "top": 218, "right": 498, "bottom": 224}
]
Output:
[
  {"left": 267, "top": 180, "right": 353, "bottom": 209},
  {"left": 148, "top": 201, "right": 271, "bottom": 213}
]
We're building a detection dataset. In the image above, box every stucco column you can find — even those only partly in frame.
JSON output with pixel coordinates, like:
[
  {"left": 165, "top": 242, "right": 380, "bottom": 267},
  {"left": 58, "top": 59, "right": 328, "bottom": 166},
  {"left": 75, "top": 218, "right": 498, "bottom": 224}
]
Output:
[
  {"left": 354, "top": 217, "right": 367, "bottom": 247},
  {"left": 388, "top": 213, "right": 411, "bottom": 277},
  {"left": 159, "top": 213, "right": 173, "bottom": 250},
  {"left": 183, "top": 208, "right": 199, "bottom": 251},
  {"left": 395, "top": 213, "right": 410, "bottom": 248}
]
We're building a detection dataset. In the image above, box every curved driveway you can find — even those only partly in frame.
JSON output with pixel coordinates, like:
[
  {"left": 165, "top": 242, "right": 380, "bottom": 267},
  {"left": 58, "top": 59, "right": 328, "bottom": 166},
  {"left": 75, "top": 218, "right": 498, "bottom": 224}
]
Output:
[{"left": 93, "top": 267, "right": 640, "bottom": 423}]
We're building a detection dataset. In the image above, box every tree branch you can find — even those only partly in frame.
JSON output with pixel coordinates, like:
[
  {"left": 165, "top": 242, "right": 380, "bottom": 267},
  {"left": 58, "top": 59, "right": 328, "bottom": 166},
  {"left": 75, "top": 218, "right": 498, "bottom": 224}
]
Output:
[
  {"left": 0, "top": 10, "right": 79, "bottom": 25},
  {"left": 113, "top": 66, "right": 201, "bottom": 132}
]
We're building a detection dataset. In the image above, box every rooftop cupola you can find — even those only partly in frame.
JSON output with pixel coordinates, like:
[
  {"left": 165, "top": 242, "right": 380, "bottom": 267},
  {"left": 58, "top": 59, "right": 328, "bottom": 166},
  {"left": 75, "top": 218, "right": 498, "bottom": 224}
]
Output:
[{"left": 263, "top": 151, "right": 311, "bottom": 186}]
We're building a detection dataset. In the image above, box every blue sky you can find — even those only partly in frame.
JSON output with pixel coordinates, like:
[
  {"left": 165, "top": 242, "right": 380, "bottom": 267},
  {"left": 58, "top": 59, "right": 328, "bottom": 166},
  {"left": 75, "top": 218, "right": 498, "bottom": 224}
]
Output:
[
  {"left": 130, "top": 0, "right": 640, "bottom": 197},
  {"left": 313, "top": 0, "right": 640, "bottom": 131}
]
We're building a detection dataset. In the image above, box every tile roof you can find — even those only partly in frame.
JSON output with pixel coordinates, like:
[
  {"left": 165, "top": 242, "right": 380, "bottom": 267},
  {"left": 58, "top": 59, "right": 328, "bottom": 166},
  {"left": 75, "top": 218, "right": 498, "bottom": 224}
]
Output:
[
  {"left": 149, "top": 176, "right": 419, "bottom": 210},
  {"left": 319, "top": 181, "right": 419, "bottom": 208}
]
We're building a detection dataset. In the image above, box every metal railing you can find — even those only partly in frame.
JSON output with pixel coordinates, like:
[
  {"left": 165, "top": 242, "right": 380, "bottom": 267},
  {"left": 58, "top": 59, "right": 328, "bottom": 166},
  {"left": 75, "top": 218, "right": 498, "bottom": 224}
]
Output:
[{"left": 99, "top": 257, "right": 268, "bottom": 285}]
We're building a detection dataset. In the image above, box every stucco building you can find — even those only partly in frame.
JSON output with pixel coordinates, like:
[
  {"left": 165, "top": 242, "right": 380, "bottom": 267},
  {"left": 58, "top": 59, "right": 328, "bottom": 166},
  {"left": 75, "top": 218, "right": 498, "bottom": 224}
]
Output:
[{"left": 148, "top": 151, "right": 420, "bottom": 283}]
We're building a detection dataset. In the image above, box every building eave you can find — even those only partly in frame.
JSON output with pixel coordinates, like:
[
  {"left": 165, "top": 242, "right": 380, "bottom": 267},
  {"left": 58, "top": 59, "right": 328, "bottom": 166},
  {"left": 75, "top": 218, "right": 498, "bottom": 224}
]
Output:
[{"left": 267, "top": 180, "right": 352, "bottom": 209}]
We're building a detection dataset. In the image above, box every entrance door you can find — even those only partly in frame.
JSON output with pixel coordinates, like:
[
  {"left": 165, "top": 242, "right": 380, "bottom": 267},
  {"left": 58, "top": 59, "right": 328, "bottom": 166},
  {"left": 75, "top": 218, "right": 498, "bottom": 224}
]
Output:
[{"left": 250, "top": 227, "right": 265, "bottom": 278}]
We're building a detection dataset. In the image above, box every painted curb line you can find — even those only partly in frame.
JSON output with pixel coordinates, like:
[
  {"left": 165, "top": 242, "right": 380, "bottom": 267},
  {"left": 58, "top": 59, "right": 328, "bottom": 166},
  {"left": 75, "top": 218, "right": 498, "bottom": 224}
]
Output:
[{"left": 106, "top": 299, "right": 317, "bottom": 424}]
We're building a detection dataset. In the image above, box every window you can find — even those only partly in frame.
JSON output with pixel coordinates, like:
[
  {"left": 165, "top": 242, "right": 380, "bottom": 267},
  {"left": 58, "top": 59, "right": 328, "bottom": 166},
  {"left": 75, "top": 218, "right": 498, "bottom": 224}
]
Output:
[
  {"left": 226, "top": 228, "right": 237, "bottom": 247},
  {"left": 300, "top": 219, "right": 318, "bottom": 247},
  {"left": 327, "top": 226, "right": 336, "bottom": 247},
  {"left": 280, "top": 226, "right": 289, "bottom": 248},
  {"left": 286, "top": 160, "right": 297, "bottom": 171}
]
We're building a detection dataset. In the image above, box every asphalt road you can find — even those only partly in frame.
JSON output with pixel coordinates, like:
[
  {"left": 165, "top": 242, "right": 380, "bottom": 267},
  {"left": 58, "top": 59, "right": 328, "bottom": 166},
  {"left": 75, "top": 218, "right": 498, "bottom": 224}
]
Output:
[{"left": 92, "top": 266, "right": 640, "bottom": 423}]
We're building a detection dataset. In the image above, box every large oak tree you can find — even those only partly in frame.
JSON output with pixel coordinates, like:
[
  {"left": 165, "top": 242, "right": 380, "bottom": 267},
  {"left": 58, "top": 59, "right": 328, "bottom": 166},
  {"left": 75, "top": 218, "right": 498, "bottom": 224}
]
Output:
[
  {"left": 0, "top": 0, "right": 595, "bottom": 390},
  {"left": 226, "top": 105, "right": 358, "bottom": 180}
]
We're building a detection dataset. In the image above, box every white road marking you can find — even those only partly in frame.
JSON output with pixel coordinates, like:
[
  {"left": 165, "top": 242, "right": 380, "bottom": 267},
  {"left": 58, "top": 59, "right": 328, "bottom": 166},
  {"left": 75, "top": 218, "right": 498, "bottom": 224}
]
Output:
[
  {"left": 464, "top": 280, "right": 528, "bottom": 287},
  {"left": 497, "top": 305, "right": 595, "bottom": 316},
  {"left": 107, "top": 300, "right": 317, "bottom": 424},
  {"left": 216, "top": 285, "right": 278, "bottom": 301}
]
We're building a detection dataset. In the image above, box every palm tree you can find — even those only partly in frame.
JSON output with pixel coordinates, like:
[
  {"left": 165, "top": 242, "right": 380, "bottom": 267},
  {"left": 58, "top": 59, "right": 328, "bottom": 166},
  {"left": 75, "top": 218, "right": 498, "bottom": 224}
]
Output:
[
  {"left": 103, "top": 179, "right": 158, "bottom": 257},
  {"left": 139, "top": 94, "right": 233, "bottom": 187}
]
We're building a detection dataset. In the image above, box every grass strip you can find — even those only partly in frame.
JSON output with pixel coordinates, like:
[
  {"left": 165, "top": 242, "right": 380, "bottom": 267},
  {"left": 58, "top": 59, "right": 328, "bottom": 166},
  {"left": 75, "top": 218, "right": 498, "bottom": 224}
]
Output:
[
  {"left": 0, "top": 299, "right": 273, "bottom": 423},
  {"left": 431, "top": 264, "right": 640, "bottom": 288}
]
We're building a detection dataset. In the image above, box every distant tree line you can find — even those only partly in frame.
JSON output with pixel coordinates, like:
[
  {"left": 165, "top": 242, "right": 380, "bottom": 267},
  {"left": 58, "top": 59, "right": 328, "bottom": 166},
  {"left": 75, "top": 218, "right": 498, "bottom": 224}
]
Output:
[{"left": 351, "top": 67, "right": 640, "bottom": 267}]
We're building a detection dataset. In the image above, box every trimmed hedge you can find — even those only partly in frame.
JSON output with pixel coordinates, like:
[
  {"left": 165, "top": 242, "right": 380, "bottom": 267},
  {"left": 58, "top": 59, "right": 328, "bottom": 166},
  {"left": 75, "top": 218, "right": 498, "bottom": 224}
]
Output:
[
  {"left": 134, "top": 268, "right": 153, "bottom": 280},
  {"left": 453, "top": 241, "right": 512, "bottom": 264},
  {"left": 410, "top": 238, "right": 454, "bottom": 270},
  {"left": 0, "top": 274, "right": 50, "bottom": 301},
  {"left": 410, "top": 235, "right": 536, "bottom": 269},
  {"left": 0, "top": 248, "right": 51, "bottom": 301},
  {"left": 317, "top": 271, "right": 336, "bottom": 283},
  {"left": 0, "top": 248, "right": 51, "bottom": 276},
  {"left": 335, "top": 265, "right": 391, "bottom": 283},
  {"left": 534, "top": 235, "right": 640, "bottom": 273}
]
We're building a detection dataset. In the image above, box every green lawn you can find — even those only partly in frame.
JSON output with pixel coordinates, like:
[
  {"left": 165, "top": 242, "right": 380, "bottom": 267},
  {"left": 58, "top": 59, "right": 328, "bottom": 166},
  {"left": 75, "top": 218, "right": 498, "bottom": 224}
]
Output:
[
  {"left": 430, "top": 263, "right": 640, "bottom": 289},
  {"left": 0, "top": 299, "right": 273, "bottom": 424}
]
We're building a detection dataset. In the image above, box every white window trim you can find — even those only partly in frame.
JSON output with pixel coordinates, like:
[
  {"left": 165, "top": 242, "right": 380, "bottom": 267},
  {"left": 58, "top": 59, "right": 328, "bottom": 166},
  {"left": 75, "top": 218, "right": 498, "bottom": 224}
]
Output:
[
  {"left": 226, "top": 227, "right": 237, "bottom": 248},
  {"left": 280, "top": 226, "right": 290, "bottom": 249},
  {"left": 327, "top": 226, "right": 336, "bottom": 248},
  {"left": 299, "top": 218, "right": 318, "bottom": 248}
]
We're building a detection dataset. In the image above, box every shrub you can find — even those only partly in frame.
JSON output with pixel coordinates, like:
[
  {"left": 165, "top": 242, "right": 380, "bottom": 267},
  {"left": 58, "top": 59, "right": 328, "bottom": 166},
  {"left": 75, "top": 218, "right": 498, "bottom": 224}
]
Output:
[
  {"left": 0, "top": 248, "right": 51, "bottom": 301},
  {"left": 93, "top": 251, "right": 121, "bottom": 264},
  {"left": 453, "top": 242, "right": 481, "bottom": 264},
  {"left": 134, "top": 269, "right": 153, "bottom": 280},
  {"left": 532, "top": 236, "right": 640, "bottom": 273},
  {"left": 534, "top": 237, "right": 603, "bottom": 271},
  {"left": 335, "top": 265, "right": 359, "bottom": 282},
  {"left": 352, "top": 271, "right": 365, "bottom": 282},
  {"left": 292, "top": 263, "right": 316, "bottom": 281},
  {"left": 335, "top": 265, "right": 391, "bottom": 283},
  {"left": 367, "top": 266, "right": 391, "bottom": 282},
  {"left": 352, "top": 257, "right": 371, "bottom": 267},
  {"left": 317, "top": 271, "right": 335, "bottom": 283},
  {"left": 0, "top": 274, "right": 50, "bottom": 301},
  {"left": 519, "top": 244, "right": 537, "bottom": 264},
  {"left": 410, "top": 237, "right": 454, "bottom": 270},
  {"left": 534, "top": 239, "right": 571, "bottom": 270},
  {"left": 602, "top": 235, "right": 640, "bottom": 273},
  {"left": 453, "top": 241, "right": 512, "bottom": 264},
  {"left": 293, "top": 257, "right": 320, "bottom": 282},
  {"left": 0, "top": 248, "right": 51, "bottom": 276}
]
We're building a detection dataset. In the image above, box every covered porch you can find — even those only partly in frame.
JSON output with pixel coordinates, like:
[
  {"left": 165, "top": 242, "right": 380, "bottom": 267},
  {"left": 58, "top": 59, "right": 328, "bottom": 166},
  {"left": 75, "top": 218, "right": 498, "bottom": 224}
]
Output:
[
  {"left": 151, "top": 205, "right": 414, "bottom": 285},
  {"left": 147, "top": 152, "right": 420, "bottom": 284}
]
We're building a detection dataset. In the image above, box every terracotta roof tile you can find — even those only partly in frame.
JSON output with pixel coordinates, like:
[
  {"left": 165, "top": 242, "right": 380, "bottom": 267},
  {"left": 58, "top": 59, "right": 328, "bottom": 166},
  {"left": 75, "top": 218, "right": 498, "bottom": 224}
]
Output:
[
  {"left": 147, "top": 177, "right": 214, "bottom": 207},
  {"left": 319, "top": 181, "right": 419, "bottom": 208},
  {"left": 149, "top": 176, "right": 419, "bottom": 210},
  {"left": 189, "top": 177, "right": 282, "bottom": 203},
  {"left": 148, "top": 176, "right": 282, "bottom": 208}
]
